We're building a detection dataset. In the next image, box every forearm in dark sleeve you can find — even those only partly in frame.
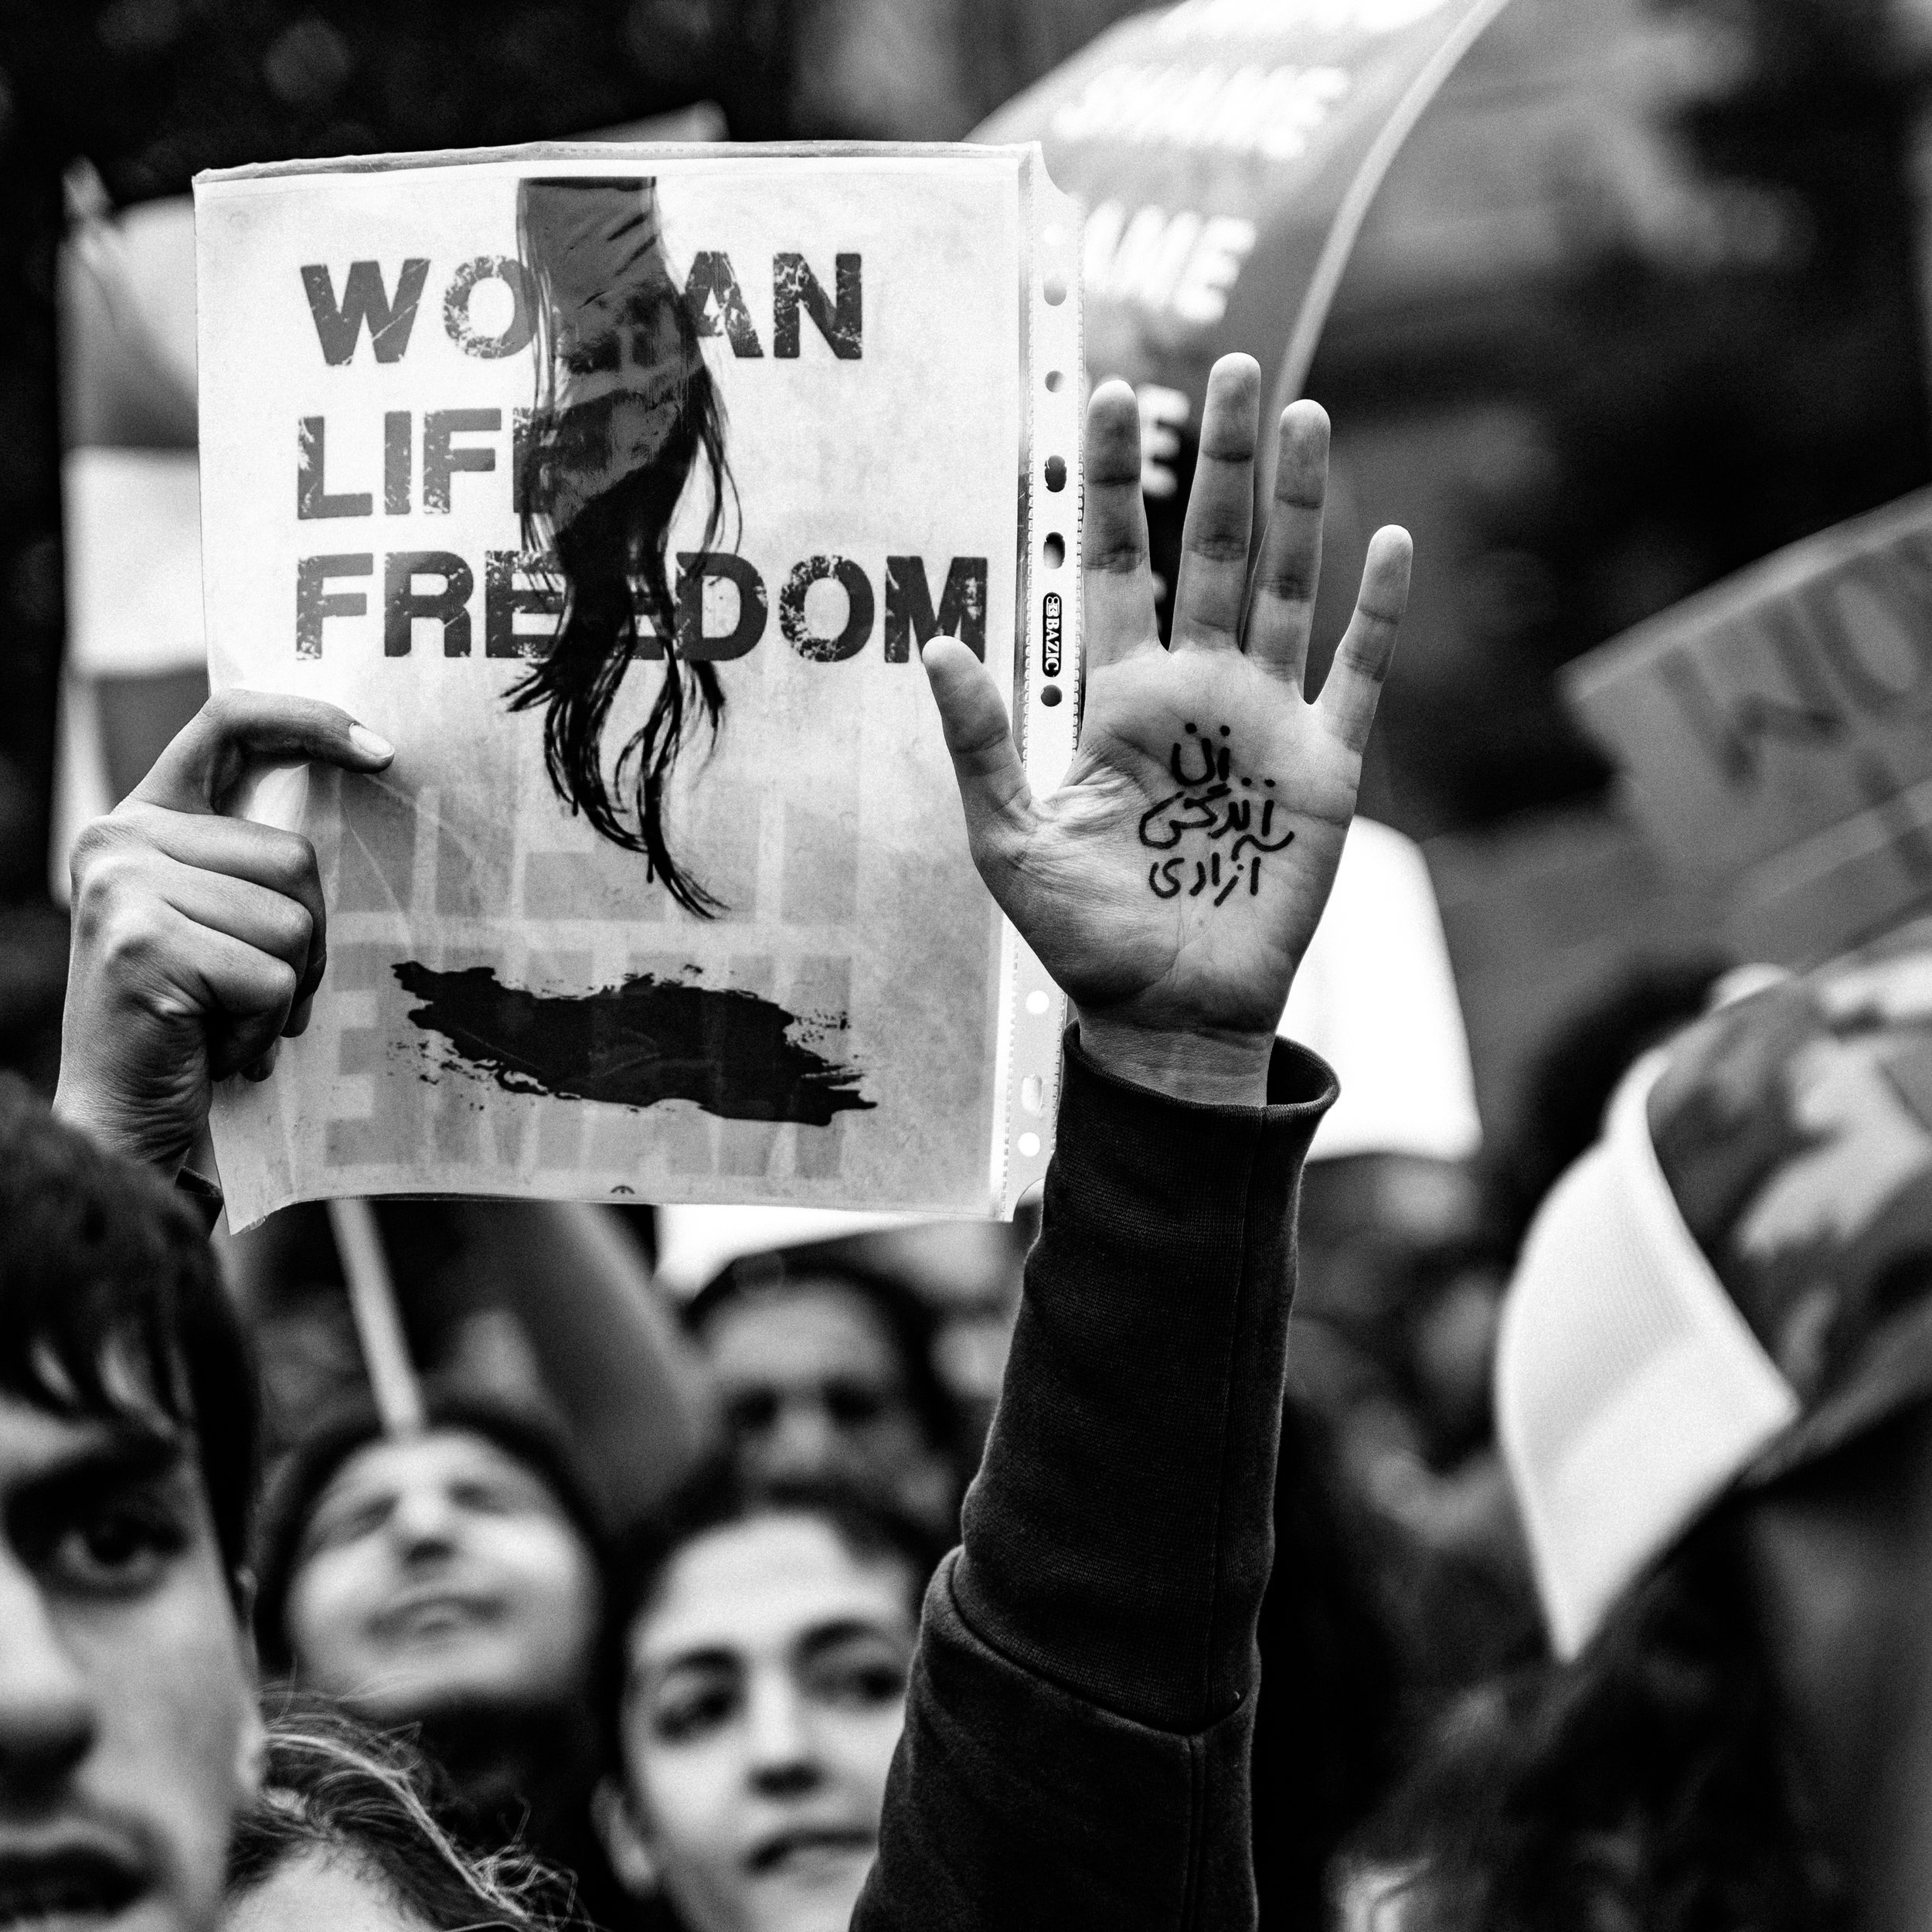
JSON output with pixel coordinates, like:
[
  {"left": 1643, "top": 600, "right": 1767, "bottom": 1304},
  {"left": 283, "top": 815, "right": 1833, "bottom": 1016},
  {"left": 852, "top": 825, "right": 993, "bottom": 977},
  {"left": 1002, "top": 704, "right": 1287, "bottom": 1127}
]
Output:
[{"left": 856, "top": 1029, "right": 1334, "bottom": 1932}]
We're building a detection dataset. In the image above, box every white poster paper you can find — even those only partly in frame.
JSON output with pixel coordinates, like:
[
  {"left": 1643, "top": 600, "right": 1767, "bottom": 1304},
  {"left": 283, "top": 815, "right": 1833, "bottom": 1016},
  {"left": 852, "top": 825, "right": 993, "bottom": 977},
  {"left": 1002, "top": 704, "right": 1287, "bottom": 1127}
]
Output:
[{"left": 196, "top": 144, "right": 1080, "bottom": 1230}]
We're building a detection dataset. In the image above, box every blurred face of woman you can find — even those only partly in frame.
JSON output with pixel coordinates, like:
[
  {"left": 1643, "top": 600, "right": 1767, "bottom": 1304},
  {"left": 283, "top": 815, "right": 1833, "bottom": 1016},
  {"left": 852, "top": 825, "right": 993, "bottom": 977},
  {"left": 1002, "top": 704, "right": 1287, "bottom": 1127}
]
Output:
[
  {"left": 283, "top": 1430, "right": 601, "bottom": 1724},
  {"left": 618, "top": 1512, "right": 915, "bottom": 1932}
]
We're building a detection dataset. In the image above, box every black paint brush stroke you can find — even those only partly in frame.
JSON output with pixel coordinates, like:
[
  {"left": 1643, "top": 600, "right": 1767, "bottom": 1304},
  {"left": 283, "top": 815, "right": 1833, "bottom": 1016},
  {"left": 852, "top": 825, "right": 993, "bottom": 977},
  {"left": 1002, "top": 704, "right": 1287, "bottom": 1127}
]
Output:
[{"left": 393, "top": 962, "right": 872, "bottom": 1124}]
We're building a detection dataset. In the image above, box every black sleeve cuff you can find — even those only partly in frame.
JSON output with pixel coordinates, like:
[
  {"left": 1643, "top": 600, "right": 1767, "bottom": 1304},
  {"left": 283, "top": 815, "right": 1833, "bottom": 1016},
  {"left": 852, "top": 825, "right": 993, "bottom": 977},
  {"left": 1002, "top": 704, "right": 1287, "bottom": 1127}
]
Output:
[{"left": 175, "top": 1167, "right": 224, "bottom": 1234}]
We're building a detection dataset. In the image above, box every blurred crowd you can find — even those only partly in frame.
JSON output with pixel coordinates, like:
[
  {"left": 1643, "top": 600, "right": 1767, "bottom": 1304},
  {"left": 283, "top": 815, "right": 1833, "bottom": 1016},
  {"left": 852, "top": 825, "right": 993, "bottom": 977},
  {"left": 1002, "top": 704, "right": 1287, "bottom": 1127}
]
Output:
[{"left": 8, "top": 2, "right": 1932, "bottom": 1930}]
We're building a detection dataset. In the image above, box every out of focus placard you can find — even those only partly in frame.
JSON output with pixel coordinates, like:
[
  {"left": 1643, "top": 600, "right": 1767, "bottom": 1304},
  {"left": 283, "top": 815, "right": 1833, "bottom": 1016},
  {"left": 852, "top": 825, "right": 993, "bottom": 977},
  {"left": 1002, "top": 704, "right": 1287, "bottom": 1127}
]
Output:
[
  {"left": 977, "top": 0, "right": 1514, "bottom": 581},
  {"left": 196, "top": 143, "right": 1080, "bottom": 1230},
  {"left": 1566, "top": 489, "right": 1932, "bottom": 964}
]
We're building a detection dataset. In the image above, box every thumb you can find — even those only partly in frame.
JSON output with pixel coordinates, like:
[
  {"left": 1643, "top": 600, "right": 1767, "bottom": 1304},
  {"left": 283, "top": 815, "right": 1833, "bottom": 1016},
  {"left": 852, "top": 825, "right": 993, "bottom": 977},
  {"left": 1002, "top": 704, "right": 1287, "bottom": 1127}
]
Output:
[
  {"left": 134, "top": 689, "right": 395, "bottom": 817},
  {"left": 920, "top": 636, "right": 1034, "bottom": 863}
]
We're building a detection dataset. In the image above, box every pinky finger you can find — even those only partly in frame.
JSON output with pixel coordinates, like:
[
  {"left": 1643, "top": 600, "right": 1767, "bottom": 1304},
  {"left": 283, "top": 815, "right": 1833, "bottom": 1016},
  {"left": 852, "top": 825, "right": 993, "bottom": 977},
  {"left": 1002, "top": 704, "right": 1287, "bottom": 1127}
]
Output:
[{"left": 1317, "top": 526, "right": 1412, "bottom": 754}]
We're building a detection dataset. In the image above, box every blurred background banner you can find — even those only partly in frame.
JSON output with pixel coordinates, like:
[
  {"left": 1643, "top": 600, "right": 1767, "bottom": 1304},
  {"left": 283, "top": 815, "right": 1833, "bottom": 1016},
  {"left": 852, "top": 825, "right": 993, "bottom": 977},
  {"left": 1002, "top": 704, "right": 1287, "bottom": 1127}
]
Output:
[
  {"left": 53, "top": 185, "right": 204, "bottom": 894},
  {"left": 977, "top": 0, "right": 1515, "bottom": 615},
  {"left": 1566, "top": 488, "right": 1932, "bottom": 966},
  {"left": 1283, "top": 815, "right": 1480, "bottom": 1162}
]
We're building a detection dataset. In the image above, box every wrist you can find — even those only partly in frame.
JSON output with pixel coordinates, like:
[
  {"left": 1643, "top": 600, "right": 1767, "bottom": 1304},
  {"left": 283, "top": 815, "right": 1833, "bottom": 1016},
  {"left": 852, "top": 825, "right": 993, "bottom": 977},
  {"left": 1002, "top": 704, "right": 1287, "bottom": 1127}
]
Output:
[
  {"left": 52, "top": 1080, "right": 190, "bottom": 1178},
  {"left": 1071, "top": 1011, "right": 1275, "bottom": 1108}
]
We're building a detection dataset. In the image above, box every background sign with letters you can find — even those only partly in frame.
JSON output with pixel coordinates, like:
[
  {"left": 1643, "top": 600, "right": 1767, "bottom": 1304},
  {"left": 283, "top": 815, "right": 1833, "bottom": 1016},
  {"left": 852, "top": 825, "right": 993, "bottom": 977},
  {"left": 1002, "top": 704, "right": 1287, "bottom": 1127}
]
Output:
[{"left": 1566, "top": 488, "right": 1932, "bottom": 964}]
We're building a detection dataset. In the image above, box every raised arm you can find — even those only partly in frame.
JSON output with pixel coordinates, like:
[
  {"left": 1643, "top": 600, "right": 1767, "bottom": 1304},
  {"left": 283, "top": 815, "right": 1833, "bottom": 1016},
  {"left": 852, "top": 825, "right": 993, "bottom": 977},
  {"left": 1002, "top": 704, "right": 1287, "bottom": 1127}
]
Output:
[{"left": 856, "top": 356, "right": 1410, "bottom": 1932}]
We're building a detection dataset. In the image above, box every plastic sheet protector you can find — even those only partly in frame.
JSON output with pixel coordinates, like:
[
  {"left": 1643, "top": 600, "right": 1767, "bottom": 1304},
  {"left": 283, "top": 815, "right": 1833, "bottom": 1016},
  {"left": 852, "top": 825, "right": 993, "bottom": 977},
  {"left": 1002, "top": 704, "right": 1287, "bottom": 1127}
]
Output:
[{"left": 195, "top": 144, "right": 1081, "bottom": 1230}]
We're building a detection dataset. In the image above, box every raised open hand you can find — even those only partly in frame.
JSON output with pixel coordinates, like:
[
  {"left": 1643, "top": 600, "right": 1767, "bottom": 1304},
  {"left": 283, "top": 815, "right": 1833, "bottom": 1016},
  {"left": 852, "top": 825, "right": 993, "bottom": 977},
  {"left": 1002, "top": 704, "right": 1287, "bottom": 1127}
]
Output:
[{"left": 921, "top": 355, "right": 1412, "bottom": 1105}]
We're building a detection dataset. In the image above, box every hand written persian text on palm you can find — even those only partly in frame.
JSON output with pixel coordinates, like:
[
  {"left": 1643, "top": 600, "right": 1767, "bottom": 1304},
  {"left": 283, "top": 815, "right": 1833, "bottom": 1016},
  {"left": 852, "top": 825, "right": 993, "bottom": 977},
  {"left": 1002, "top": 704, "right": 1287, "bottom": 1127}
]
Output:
[{"left": 1138, "top": 722, "right": 1294, "bottom": 905}]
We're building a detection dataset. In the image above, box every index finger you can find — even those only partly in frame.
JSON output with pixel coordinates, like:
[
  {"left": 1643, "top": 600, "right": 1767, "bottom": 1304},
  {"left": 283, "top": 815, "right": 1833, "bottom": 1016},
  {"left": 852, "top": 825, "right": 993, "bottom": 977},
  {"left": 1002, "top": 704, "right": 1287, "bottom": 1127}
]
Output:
[
  {"left": 132, "top": 689, "right": 394, "bottom": 817},
  {"left": 1082, "top": 379, "right": 1161, "bottom": 672}
]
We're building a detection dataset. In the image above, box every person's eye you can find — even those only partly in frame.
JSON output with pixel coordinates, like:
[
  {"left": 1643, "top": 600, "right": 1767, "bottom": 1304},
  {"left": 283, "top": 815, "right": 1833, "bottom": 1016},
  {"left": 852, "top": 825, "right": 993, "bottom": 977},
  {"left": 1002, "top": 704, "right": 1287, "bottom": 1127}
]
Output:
[
  {"left": 304, "top": 1496, "right": 389, "bottom": 1554},
  {"left": 808, "top": 1645, "right": 910, "bottom": 1711},
  {"left": 449, "top": 1481, "right": 519, "bottom": 1518},
  {"left": 46, "top": 1499, "right": 188, "bottom": 1594},
  {"left": 824, "top": 1381, "right": 887, "bottom": 1427},
  {"left": 726, "top": 1389, "right": 780, "bottom": 1435},
  {"left": 651, "top": 1678, "right": 740, "bottom": 1743}
]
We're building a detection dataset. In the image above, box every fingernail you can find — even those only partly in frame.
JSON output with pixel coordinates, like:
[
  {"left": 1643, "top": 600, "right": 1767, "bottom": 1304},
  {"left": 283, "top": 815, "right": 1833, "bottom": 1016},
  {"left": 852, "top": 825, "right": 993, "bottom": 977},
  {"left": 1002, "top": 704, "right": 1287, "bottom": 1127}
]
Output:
[{"left": 349, "top": 723, "right": 395, "bottom": 761}]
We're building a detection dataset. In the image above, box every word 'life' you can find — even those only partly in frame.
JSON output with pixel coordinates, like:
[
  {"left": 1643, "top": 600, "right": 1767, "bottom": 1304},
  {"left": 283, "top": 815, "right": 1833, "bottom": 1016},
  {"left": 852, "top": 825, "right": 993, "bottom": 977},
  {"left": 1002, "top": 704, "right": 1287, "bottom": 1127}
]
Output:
[{"left": 1139, "top": 723, "right": 1293, "bottom": 906}]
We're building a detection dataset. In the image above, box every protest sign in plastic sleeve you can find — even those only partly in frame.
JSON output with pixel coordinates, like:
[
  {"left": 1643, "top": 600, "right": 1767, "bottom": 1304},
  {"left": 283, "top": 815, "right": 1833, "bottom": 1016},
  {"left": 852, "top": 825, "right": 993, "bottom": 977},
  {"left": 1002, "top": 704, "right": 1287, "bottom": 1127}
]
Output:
[
  {"left": 1565, "top": 488, "right": 1932, "bottom": 967},
  {"left": 194, "top": 143, "right": 1080, "bottom": 1230}
]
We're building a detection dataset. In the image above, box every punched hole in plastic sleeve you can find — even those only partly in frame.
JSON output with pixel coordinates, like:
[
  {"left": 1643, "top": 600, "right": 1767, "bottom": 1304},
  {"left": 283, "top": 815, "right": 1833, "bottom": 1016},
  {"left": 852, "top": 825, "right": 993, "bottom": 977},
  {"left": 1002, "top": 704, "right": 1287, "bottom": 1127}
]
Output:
[{"left": 991, "top": 152, "right": 1081, "bottom": 1217}]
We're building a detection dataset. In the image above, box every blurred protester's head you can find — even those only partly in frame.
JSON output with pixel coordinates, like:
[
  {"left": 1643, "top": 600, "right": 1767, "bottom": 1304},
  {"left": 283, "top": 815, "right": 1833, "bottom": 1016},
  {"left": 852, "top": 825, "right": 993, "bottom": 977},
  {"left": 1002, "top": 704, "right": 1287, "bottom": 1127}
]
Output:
[
  {"left": 253, "top": 1390, "right": 610, "bottom": 1733},
  {"left": 0, "top": 1077, "right": 263, "bottom": 1932},
  {"left": 685, "top": 1258, "right": 963, "bottom": 1534},
  {"left": 1366, "top": 927, "right": 1932, "bottom": 1927},
  {"left": 597, "top": 1464, "right": 944, "bottom": 1932},
  {"left": 1295, "top": 1151, "right": 1506, "bottom": 1462},
  {"left": 227, "top": 1700, "right": 569, "bottom": 1932},
  {"left": 1487, "top": 954, "right": 1730, "bottom": 1250}
]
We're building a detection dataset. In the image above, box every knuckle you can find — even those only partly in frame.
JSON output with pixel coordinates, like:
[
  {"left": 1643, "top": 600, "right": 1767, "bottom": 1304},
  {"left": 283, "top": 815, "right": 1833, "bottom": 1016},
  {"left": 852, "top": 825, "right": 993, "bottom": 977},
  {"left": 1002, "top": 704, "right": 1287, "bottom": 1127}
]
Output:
[
  {"left": 1087, "top": 536, "right": 1148, "bottom": 577},
  {"left": 270, "top": 896, "right": 315, "bottom": 957},
  {"left": 1273, "top": 482, "right": 1325, "bottom": 512},
  {"left": 262, "top": 828, "right": 319, "bottom": 895},
  {"left": 1261, "top": 566, "right": 1315, "bottom": 604},
  {"left": 97, "top": 903, "right": 164, "bottom": 978},
  {"left": 70, "top": 815, "right": 131, "bottom": 874},
  {"left": 199, "top": 687, "right": 246, "bottom": 733},
  {"left": 205, "top": 685, "right": 267, "bottom": 728},
  {"left": 70, "top": 825, "right": 146, "bottom": 920},
  {"left": 1339, "top": 638, "right": 1391, "bottom": 684},
  {"left": 1186, "top": 532, "right": 1249, "bottom": 565}
]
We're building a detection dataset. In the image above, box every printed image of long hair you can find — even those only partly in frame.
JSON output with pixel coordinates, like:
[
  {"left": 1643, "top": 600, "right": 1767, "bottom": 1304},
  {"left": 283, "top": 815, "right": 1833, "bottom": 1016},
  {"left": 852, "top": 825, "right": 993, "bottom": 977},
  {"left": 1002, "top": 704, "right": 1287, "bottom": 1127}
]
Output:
[{"left": 510, "top": 176, "right": 734, "bottom": 917}]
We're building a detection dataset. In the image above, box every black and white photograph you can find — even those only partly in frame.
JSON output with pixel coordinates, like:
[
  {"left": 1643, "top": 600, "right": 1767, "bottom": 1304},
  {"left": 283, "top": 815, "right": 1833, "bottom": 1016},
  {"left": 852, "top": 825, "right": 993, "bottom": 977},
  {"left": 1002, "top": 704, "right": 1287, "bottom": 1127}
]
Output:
[{"left": 2, "top": 1, "right": 1931, "bottom": 1927}]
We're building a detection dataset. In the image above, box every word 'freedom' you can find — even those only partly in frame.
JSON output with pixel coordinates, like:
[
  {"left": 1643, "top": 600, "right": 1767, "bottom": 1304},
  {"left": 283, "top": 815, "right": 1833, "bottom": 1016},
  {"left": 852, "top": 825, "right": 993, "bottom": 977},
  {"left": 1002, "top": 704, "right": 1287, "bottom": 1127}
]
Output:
[{"left": 297, "top": 550, "right": 988, "bottom": 665}]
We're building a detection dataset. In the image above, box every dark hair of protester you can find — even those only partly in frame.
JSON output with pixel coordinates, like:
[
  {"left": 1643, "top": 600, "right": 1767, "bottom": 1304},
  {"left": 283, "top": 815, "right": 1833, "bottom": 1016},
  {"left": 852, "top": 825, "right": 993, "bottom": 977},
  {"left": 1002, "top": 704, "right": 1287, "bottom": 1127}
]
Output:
[
  {"left": 0, "top": 1072, "right": 257, "bottom": 1588},
  {"left": 1359, "top": 1497, "right": 1842, "bottom": 1930},
  {"left": 510, "top": 174, "right": 736, "bottom": 917},
  {"left": 685, "top": 1251, "right": 963, "bottom": 1457},
  {"left": 230, "top": 1699, "right": 574, "bottom": 1930},
  {"left": 1486, "top": 956, "right": 1729, "bottom": 1247},
  {"left": 614, "top": 1456, "right": 949, "bottom": 1634}
]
